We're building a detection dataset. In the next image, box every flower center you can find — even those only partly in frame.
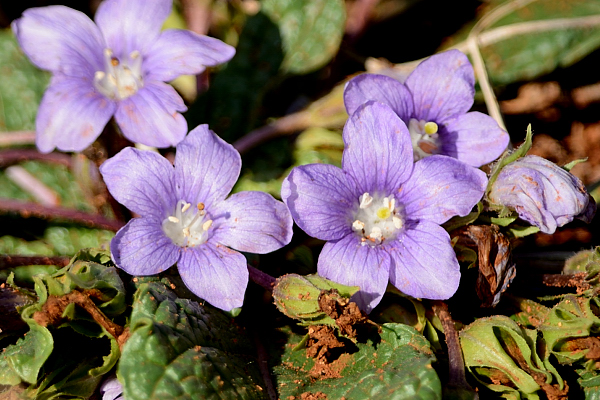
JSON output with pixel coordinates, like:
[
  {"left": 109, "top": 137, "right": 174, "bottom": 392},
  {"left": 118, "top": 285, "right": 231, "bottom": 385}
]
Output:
[
  {"left": 162, "top": 200, "right": 213, "bottom": 247},
  {"left": 408, "top": 119, "right": 440, "bottom": 161},
  {"left": 352, "top": 193, "right": 404, "bottom": 246},
  {"left": 94, "top": 48, "right": 144, "bottom": 100}
]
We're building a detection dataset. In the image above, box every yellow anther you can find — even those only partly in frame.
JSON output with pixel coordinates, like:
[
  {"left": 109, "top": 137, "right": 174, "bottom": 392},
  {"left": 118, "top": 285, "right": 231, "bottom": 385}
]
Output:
[
  {"left": 424, "top": 122, "right": 438, "bottom": 135},
  {"left": 202, "top": 220, "right": 213, "bottom": 231},
  {"left": 168, "top": 216, "right": 180, "bottom": 223},
  {"left": 376, "top": 207, "right": 391, "bottom": 220},
  {"left": 197, "top": 202, "right": 205, "bottom": 211}
]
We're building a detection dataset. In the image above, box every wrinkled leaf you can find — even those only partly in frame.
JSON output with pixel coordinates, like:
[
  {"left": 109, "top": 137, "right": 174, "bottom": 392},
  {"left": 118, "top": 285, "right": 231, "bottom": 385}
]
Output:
[
  {"left": 274, "top": 323, "right": 441, "bottom": 399},
  {"left": 119, "top": 282, "right": 267, "bottom": 400}
]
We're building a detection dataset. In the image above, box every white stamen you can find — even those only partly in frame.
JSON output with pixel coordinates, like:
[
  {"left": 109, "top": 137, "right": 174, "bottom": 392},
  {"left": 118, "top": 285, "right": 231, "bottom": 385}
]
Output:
[
  {"left": 93, "top": 47, "right": 144, "bottom": 100},
  {"left": 168, "top": 216, "right": 180, "bottom": 223},
  {"left": 202, "top": 220, "right": 213, "bottom": 231},
  {"left": 359, "top": 193, "right": 373, "bottom": 209},
  {"left": 182, "top": 227, "right": 190, "bottom": 237},
  {"left": 393, "top": 216, "right": 403, "bottom": 229},
  {"left": 181, "top": 202, "right": 191, "bottom": 213},
  {"left": 369, "top": 227, "right": 383, "bottom": 241},
  {"left": 352, "top": 220, "right": 365, "bottom": 231}
]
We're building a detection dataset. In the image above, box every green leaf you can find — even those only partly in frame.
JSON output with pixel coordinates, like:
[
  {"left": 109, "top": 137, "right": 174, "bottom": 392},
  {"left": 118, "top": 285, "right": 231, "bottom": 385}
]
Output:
[
  {"left": 578, "top": 369, "right": 600, "bottom": 400},
  {"left": 0, "top": 29, "right": 50, "bottom": 131},
  {"left": 274, "top": 323, "right": 441, "bottom": 399},
  {"left": 188, "top": 11, "right": 283, "bottom": 142},
  {"left": 119, "top": 282, "right": 267, "bottom": 400},
  {"left": 0, "top": 322, "right": 53, "bottom": 385},
  {"left": 262, "top": 0, "right": 346, "bottom": 74},
  {"left": 478, "top": 0, "right": 600, "bottom": 86}
]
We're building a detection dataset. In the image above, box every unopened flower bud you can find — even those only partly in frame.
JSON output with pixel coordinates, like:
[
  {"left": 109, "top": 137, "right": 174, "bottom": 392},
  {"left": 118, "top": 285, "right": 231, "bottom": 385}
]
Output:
[{"left": 488, "top": 155, "right": 596, "bottom": 234}]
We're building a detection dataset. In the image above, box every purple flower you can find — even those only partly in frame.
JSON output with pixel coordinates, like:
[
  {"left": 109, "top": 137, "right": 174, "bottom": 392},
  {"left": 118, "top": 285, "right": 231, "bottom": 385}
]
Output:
[
  {"left": 488, "top": 155, "right": 596, "bottom": 234},
  {"left": 100, "top": 375, "right": 124, "bottom": 400},
  {"left": 99, "top": 125, "right": 293, "bottom": 311},
  {"left": 343, "top": 50, "right": 509, "bottom": 167},
  {"left": 282, "top": 101, "right": 487, "bottom": 312},
  {"left": 12, "top": 0, "right": 235, "bottom": 153}
]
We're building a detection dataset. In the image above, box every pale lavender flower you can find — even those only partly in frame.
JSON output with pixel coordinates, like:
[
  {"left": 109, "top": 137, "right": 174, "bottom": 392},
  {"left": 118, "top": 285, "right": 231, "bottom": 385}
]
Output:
[
  {"left": 100, "top": 375, "right": 124, "bottom": 400},
  {"left": 99, "top": 125, "right": 293, "bottom": 311},
  {"left": 12, "top": 0, "right": 235, "bottom": 153},
  {"left": 488, "top": 155, "right": 596, "bottom": 234},
  {"left": 344, "top": 50, "right": 509, "bottom": 167},
  {"left": 282, "top": 101, "right": 487, "bottom": 312}
]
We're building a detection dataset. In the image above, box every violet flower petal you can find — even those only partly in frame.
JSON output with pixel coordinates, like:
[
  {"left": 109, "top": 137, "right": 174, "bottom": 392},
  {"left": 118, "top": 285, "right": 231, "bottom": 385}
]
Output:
[
  {"left": 441, "top": 111, "right": 509, "bottom": 167},
  {"left": 114, "top": 82, "right": 188, "bottom": 148},
  {"left": 178, "top": 243, "right": 248, "bottom": 311},
  {"left": 388, "top": 221, "right": 460, "bottom": 299},
  {"left": 342, "top": 102, "right": 413, "bottom": 194},
  {"left": 111, "top": 217, "right": 181, "bottom": 275},
  {"left": 318, "top": 235, "right": 391, "bottom": 313},
  {"left": 211, "top": 191, "right": 293, "bottom": 254},
  {"left": 99, "top": 147, "right": 176, "bottom": 219},
  {"left": 400, "top": 155, "right": 487, "bottom": 225},
  {"left": 343, "top": 74, "right": 414, "bottom": 120},
  {"left": 405, "top": 49, "right": 474, "bottom": 123},
  {"left": 282, "top": 163, "right": 357, "bottom": 241},
  {"left": 174, "top": 125, "right": 241, "bottom": 209},
  {"left": 35, "top": 76, "right": 116, "bottom": 153},
  {"left": 144, "top": 29, "right": 236, "bottom": 82},
  {"left": 94, "top": 0, "right": 171, "bottom": 55},
  {"left": 11, "top": 6, "right": 104, "bottom": 77},
  {"left": 100, "top": 375, "right": 123, "bottom": 400}
]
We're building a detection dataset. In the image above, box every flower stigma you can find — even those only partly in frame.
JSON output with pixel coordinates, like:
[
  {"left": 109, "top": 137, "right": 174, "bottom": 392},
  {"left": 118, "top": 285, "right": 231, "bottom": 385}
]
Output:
[
  {"left": 162, "top": 200, "right": 213, "bottom": 247},
  {"left": 94, "top": 48, "right": 144, "bottom": 100},
  {"left": 352, "top": 193, "right": 404, "bottom": 246},
  {"left": 409, "top": 119, "right": 440, "bottom": 161}
]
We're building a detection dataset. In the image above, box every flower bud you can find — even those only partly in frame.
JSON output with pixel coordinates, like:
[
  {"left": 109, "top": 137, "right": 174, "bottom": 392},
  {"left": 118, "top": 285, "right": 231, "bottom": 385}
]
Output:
[
  {"left": 272, "top": 274, "right": 359, "bottom": 325},
  {"left": 488, "top": 155, "right": 596, "bottom": 234}
]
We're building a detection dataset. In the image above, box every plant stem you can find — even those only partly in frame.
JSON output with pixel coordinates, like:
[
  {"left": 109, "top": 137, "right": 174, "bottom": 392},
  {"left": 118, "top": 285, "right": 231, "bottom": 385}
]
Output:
[
  {"left": 0, "top": 149, "right": 71, "bottom": 168},
  {"left": 0, "top": 255, "right": 70, "bottom": 270},
  {"left": 247, "top": 265, "right": 276, "bottom": 292},
  {"left": 0, "top": 198, "right": 124, "bottom": 231}
]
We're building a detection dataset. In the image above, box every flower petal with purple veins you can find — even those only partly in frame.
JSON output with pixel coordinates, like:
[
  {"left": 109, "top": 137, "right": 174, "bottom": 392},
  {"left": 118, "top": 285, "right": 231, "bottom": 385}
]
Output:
[
  {"left": 94, "top": 0, "right": 171, "bottom": 55},
  {"left": 342, "top": 102, "right": 414, "bottom": 194},
  {"left": 388, "top": 221, "right": 460, "bottom": 299},
  {"left": 441, "top": 111, "right": 509, "bottom": 167},
  {"left": 111, "top": 217, "right": 181, "bottom": 276},
  {"left": 399, "top": 155, "right": 487, "bottom": 225},
  {"left": 178, "top": 243, "right": 248, "bottom": 311},
  {"left": 12, "top": 6, "right": 104, "bottom": 77},
  {"left": 282, "top": 163, "right": 357, "bottom": 241},
  {"left": 144, "top": 29, "right": 236, "bottom": 82},
  {"left": 211, "top": 191, "right": 293, "bottom": 254},
  {"left": 99, "top": 147, "right": 177, "bottom": 219},
  {"left": 36, "top": 76, "right": 116, "bottom": 153},
  {"left": 343, "top": 74, "right": 414, "bottom": 120},
  {"left": 405, "top": 49, "right": 475, "bottom": 123},
  {"left": 174, "top": 125, "right": 242, "bottom": 209},
  {"left": 489, "top": 155, "right": 596, "bottom": 234},
  {"left": 318, "top": 235, "right": 391, "bottom": 313},
  {"left": 114, "top": 82, "right": 188, "bottom": 148}
]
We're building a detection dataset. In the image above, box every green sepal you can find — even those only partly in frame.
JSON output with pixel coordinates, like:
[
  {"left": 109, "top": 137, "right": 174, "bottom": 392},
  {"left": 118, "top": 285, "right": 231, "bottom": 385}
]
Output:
[
  {"left": 486, "top": 124, "right": 533, "bottom": 200},
  {"left": 443, "top": 202, "right": 483, "bottom": 232}
]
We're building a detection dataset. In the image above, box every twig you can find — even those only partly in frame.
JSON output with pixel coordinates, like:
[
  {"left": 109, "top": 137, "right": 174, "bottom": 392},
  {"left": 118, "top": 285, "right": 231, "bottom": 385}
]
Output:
[
  {"left": 0, "top": 198, "right": 124, "bottom": 232},
  {"left": 0, "top": 254, "right": 70, "bottom": 270},
  {"left": 233, "top": 110, "right": 311, "bottom": 155},
  {"left": 247, "top": 265, "right": 276, "bottom": 292},
  {"left": 6, "top": 166, "right": 61, "bottom": 206},
  {"left": 180, "top": 0, "right": 212, "bottom": 35},
  {"left": 0, "top": 149, "right": 71, "bottom": 168},
  {"left": 431, "top": 300, "right": 472, "bottom": 390},
  {"left": 0, "top": 131, "right": 36, "bottom": 147},
  {"left": 253, "top": 330, "right": 278, "bottom": 400}
]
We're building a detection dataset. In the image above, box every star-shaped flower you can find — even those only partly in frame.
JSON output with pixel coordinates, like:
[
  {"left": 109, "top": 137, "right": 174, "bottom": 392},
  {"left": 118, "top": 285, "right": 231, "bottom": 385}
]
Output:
[
  {"left": 13, "top": 0, "right": 235, "bottom": 153},
  {"left": 282, "top": 101, "right": 487, "bottom": 312},
  {"left": 100, "top": 125, "right": 293, "bottom": 311},
  {"left": 344, "top": 49, "right": 509, "bottom": 167}
]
